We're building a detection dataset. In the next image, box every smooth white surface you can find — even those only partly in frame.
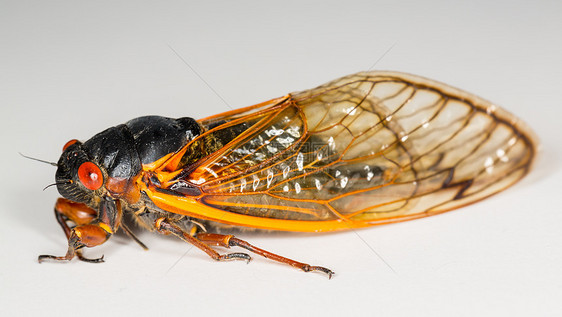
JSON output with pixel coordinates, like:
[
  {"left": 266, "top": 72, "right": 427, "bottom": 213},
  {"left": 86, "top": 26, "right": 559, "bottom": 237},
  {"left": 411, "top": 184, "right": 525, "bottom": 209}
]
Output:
[{"left": 1, "top": 1, "right": 561, "bottom": 316}]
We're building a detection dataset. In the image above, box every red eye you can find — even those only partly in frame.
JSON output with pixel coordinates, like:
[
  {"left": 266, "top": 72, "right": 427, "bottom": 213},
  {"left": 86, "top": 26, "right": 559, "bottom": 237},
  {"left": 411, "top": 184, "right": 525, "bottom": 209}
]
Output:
[
  {"left": 63, "top": 139, "right": 79, "bottom": 151},
  {"left": 78, "top": 162, "right": 103, "bottom": 190}
]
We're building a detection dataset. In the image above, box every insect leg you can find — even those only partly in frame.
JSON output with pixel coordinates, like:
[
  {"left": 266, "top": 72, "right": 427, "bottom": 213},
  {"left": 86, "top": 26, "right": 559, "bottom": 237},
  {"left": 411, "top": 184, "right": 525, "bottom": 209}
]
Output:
[
  {"left": 197, "top": 233, "right": 334, "bottom": 278},
  {"left": 38, "top": 198, "right": 105, "bottom": 263},
  {"left": 120, "top": 222, "right": 149, "bottom": 250},
  {"left": 38, "top": 198, "right": 116, "bottom": 263},
  {"left": 154, "top": 218, "right": 252, "bottom": 262},
  {"left": 38, "top": 222, "right": 111, "bottom": 263}
]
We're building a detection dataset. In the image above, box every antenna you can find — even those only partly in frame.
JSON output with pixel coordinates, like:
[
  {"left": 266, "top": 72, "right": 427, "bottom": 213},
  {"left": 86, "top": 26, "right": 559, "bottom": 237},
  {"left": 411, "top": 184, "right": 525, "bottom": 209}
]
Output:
[{"left": 19, "top": 152, "right": 57, "bottom": 166}]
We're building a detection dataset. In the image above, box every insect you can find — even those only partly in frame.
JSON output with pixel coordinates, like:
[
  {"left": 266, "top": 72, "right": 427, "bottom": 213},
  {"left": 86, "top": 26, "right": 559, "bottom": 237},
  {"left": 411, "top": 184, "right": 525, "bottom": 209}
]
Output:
[{"left": 37, "top": 71, "right": 536, "bottom": 278}]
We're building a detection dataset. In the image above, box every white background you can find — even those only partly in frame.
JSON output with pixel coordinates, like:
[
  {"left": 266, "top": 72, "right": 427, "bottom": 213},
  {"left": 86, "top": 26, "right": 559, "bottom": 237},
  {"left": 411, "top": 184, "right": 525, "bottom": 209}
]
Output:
[{"left": 1, "top": 1, "right": 561, "bottom": 316}]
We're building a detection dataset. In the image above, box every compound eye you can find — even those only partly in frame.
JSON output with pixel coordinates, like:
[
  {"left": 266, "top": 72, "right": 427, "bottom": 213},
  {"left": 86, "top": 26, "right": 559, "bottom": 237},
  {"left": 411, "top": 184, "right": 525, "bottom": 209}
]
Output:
[
  {"left": 63, "top": 139, "right": 79, "bottom": 151},
  {"left": 78, "top": 162, "right": 103, "bottom": 190}
]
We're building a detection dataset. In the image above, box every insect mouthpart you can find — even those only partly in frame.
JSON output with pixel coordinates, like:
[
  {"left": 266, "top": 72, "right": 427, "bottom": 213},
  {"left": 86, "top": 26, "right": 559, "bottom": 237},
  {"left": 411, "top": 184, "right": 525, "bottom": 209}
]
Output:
[{"left": 55, "top": 176, "right": 93, "bottom": 204}]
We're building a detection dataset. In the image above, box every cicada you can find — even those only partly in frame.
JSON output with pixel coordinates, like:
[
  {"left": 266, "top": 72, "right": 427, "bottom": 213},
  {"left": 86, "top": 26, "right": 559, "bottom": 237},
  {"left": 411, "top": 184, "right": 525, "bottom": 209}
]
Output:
[{"left": 38, "top": 71, "right": 536, "bottom": 278}]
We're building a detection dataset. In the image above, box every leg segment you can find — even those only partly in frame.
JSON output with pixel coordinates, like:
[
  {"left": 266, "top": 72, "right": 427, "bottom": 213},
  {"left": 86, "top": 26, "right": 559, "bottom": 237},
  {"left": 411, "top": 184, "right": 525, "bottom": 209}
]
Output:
[
  {"left": 38, "top": 198, "right": 110, "bottom": 263},
  {"left": 197, "top": 233, "right": 334, "bottom": 278},
  {"left": 155, "top": 218, "right": 251, "bottom": 262},
  {"left": 38, "top": 223, "right": 109, "bottom": 263},
  {"left": 120, "top": 222, "right": 149, "bottom": 250}
]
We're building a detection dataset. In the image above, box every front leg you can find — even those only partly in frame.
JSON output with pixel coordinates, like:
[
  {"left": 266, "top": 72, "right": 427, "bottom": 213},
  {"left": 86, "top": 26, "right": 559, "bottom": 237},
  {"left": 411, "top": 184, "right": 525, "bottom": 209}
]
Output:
[
  {"left": 38, "top": 198, "right": 117, "bottom": 263},
  {"left": 47, "top": 198, "right": 105, "bottom": 262},
  {"left": 38, "top": 223, "right": 110, "bottom": 263}
]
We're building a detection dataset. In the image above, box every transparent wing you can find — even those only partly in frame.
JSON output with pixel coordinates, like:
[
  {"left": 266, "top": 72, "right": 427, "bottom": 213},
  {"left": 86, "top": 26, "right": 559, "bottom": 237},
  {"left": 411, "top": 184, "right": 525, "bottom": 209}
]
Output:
[{"left": 150, "top": 71, "right": 536, "bottom": 231}]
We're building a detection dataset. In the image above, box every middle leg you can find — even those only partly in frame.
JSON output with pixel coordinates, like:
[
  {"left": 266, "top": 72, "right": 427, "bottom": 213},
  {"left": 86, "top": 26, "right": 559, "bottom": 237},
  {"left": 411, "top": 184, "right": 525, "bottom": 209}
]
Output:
[{"left": 154, "top": 217, "right": 251, "bottom": 262}]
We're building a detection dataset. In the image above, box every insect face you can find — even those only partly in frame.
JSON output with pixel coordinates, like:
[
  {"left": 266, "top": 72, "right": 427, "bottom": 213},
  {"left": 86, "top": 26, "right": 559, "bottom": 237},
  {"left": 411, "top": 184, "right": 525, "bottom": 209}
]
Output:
[{"left": 55, "top": 141, "right": 105, "bottom": 204}]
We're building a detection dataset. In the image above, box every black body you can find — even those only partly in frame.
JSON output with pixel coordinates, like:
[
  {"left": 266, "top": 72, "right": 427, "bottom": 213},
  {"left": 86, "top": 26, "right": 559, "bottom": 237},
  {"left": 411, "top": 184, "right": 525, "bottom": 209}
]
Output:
[{"left": 55, "top": 116, "right": 201, "bottom": 204}]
